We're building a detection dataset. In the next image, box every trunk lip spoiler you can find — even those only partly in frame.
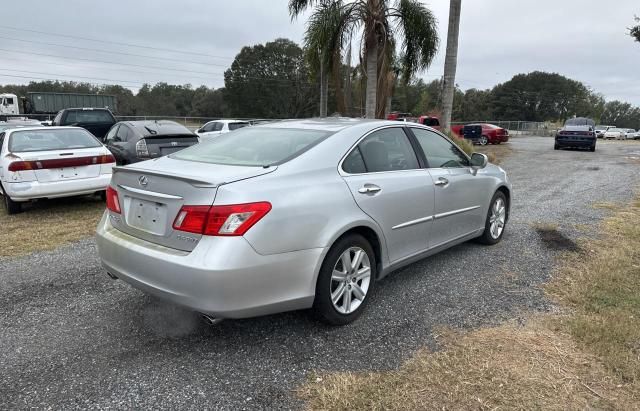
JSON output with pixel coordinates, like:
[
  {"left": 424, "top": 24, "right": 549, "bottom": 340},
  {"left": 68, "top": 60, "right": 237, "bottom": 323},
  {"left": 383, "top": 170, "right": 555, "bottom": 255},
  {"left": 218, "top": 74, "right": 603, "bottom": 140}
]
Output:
[{"left": 112, "top": 166, "right": 219, "bottom": 188}]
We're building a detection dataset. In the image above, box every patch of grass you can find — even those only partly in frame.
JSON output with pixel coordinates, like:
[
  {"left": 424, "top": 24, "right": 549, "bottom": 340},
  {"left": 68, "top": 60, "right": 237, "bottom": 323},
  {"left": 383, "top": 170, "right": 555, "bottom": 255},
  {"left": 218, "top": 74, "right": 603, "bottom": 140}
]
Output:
[
  {"left": 299, "top": 319, "right": 637, "bottom": 410},
  {"left": 546, "top": 200, "right": 640, "bottom": 383},
  {"left": 0, "top": 196, "right": 105, "bottom": 258},
  {"left": 476, "top": 143, "right": 514, "bottom": 165},
  {"left": 298, "top": 197, "right": 640, "bottom": 409}
]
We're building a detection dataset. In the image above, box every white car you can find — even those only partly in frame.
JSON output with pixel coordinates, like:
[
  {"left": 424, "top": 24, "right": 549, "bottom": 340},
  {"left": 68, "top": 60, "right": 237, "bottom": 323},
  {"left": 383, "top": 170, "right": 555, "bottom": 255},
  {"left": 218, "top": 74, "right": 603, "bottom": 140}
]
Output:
[
  {"left": 0, "top": 126, "right": 115, "bottom": 214},
  {"left": 624, "top": 128, "right": 637, "bottom": 139},
  {"left": 603, "top": 128, "right": 626, "bottom": 140},
  {"left": 195, "top": 119, "right": 250, "bottom": 140}
]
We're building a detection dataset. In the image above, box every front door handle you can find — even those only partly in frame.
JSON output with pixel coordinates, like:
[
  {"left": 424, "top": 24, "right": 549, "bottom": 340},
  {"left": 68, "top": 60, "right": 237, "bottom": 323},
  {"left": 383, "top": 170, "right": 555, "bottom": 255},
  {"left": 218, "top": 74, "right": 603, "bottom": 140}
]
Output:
[
  {"left": 434, "top": 177, "right": 449, "bottom": 187},
  {"left": 358, "top": 184, "right": 382, "bottom": 194}
]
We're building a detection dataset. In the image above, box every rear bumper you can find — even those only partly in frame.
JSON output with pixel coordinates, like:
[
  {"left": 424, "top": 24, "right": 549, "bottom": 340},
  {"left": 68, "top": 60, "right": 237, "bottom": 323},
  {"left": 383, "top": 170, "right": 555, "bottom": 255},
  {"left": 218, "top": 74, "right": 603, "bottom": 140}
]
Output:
[
  {"left": 96, "top": 212, "right": 324, "bottom": 319},
  {"left": 3, "top": 174, "right": 111, "bottom": 201},
  {"left": 555, "top": 136, "right": 595, "bottom": 148}
]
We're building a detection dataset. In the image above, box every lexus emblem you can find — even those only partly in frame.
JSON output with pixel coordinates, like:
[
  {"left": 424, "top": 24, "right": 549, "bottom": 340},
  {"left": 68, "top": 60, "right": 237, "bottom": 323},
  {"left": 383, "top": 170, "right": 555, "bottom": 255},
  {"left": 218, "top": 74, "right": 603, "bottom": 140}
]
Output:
[
  {"left": 138, "top": 175, "right": 149, "bottom": 187},
  {"left": 171, "top": 142, "right": 178, "bottom": 146}
]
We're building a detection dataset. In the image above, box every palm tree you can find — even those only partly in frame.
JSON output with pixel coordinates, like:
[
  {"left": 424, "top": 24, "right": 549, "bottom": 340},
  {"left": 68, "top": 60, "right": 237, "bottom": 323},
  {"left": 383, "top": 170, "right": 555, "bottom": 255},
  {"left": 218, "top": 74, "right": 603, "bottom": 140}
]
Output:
[
  {"left": 442, "top": 0, "right": 462, "bottom": 132},
  {"left": 290, "top": 0, "right": 439, "bottom": 119}
]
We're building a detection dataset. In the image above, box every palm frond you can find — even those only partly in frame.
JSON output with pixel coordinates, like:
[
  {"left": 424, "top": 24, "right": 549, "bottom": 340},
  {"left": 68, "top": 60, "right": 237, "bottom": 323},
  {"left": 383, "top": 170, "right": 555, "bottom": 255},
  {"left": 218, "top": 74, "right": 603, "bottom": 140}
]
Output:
[
  {"left": 392, "top": 0, "right": 439, "bottom": 81},
  {"left": 289, "top": 0, "right": 319, "bottom": 20}
]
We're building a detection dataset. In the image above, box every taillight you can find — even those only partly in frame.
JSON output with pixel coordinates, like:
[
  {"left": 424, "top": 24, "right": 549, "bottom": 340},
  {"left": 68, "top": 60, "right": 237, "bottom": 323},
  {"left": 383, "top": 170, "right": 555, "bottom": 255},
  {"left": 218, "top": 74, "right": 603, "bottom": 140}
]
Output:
[
  {"left": 172, "top": 202, "right": 272, "bottom": 236},
  {"left": 136, "top": 139, "right": 149, "bottom": 158},
  {"left": 106, "top": 186, "right": 121, "bottom": 214},
  {"left": 8, "top": 155, "right": 115, "bottom": 171}
]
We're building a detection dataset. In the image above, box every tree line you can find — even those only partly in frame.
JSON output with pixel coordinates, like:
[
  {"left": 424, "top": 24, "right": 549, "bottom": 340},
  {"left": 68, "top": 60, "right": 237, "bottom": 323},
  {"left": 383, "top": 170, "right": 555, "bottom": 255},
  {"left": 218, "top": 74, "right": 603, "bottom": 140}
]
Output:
[{"left": 1, "top": 39, "right": 639, "bottom": 128}]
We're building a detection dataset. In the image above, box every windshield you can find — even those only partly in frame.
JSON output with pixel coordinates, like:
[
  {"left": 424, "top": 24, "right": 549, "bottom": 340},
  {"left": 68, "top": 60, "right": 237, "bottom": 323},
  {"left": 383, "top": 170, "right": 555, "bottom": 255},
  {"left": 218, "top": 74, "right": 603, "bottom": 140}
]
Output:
[
  {"left": 171, "top": 127, "right": 331, "bottom": 166},
  {"left": 9, "top": 128, "right": 103, "bottom": 152}
]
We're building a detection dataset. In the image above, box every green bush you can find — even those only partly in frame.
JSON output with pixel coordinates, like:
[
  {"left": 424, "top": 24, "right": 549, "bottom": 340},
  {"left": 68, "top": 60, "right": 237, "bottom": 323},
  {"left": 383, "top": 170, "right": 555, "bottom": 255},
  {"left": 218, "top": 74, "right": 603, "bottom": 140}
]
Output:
[{"left": 444, "top": 130, "right": 475, "bottom": 156}]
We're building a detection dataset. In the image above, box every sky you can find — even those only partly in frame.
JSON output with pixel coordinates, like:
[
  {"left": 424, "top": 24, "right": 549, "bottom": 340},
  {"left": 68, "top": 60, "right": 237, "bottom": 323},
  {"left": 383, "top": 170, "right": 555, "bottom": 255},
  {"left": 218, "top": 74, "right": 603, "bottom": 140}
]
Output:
[{"left": 1, "top": 0, "right": 639, "bottom": 105}]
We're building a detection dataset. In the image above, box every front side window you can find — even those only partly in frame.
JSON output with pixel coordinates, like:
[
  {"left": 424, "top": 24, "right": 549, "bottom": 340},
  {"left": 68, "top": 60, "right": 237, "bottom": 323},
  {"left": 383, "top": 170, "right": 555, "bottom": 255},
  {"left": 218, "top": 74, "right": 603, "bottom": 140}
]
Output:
[
  {"left": 345, "top": 127, "right": 419, "bottom": 174},
  {"left": 9, "top": 129, "right": 102, "bottom": 152},
  {"left": 411, "top": 128, "right": 469, "bottom": 168},
  {"left": 5, "top": 97, "right": 14, "bottom": 105},
  {"left": 172, "top": 127, "right": 331, "bottom": 166}
]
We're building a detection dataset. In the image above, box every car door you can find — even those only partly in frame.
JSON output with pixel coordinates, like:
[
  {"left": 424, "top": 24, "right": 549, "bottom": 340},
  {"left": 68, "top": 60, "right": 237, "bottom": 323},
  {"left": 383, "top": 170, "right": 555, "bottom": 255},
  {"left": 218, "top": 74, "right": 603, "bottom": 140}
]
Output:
[
  {"left": 409, "top": 127, "right": 490, "bottom": 248},
  {"left": 104, "top": 125, "right": 125, "bottom": 164},
  {"left": 341, "top": 126, "right": 435, "bottom": 263}
]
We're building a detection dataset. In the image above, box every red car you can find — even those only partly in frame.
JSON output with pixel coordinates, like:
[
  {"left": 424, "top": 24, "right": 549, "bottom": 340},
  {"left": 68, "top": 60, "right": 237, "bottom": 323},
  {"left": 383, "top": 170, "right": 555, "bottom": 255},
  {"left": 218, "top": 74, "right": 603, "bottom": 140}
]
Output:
[{"left": 466, "top": 123, "right": 509, "bottom": 145}]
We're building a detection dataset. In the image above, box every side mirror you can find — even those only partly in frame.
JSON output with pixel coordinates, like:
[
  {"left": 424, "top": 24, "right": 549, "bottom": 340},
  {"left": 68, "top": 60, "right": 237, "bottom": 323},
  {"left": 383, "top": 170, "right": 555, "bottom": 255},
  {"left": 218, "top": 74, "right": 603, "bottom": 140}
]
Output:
[
  {"left": 196, "top": 128, "right": 203, "bottom": 133},
  {"left": 470, "top": 153, "right": 488, "bottom": 175}
]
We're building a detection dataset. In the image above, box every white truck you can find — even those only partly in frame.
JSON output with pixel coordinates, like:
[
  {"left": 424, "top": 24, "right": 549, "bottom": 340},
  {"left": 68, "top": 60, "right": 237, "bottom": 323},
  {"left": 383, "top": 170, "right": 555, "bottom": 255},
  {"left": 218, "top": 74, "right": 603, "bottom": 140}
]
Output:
[{"left": 0, "top": 93, "right": 20, "bottom": 116}]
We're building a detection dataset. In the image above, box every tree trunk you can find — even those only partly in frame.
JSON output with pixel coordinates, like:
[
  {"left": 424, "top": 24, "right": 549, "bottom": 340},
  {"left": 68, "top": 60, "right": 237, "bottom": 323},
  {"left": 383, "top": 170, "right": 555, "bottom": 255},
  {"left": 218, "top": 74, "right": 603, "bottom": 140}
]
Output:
[
  {"left": 442, "top": 0, "right": 462, "bottom": 132},
  {"left": 319, "top": 59, "right": 328, "bottom": 117},
  {"left": 365, "top": 43, "right": 378, "bottom": 119},
  {"left": 332, "top": 49, "right": 345, "bottom": 116},
  {"left": 344, "top": 45, "right": 352, "bottom": 117}
]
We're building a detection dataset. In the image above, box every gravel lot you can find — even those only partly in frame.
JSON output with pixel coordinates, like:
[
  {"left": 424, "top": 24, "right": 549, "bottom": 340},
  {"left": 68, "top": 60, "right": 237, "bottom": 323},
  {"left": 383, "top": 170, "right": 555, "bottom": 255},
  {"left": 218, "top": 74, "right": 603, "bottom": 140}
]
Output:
[{"left": 1, "top": 137, "right": 639, "bottom": 410}]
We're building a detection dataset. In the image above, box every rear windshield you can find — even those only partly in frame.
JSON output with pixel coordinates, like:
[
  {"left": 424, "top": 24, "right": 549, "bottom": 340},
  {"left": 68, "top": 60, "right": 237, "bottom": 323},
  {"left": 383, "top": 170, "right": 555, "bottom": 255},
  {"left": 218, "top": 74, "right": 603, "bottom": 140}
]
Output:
[
  {"left": 172, "top": 127, "right": 331, "bottom": 166},
  {"left": 565, "top": 118, "right": 595, "bottom": 127},
  {"left": 65, "top": 110, "right": 113, "bottom": 123},
  {"left": 228, "top": 122, "right": 249, "bottom": 131},
  {"left": 9, "top": 129, "right": 102, "bottom": 152}
]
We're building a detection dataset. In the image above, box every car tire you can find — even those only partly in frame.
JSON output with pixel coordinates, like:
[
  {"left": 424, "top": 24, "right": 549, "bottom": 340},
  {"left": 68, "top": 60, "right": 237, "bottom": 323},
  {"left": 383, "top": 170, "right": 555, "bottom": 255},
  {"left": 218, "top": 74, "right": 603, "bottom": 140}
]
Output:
[
  {"left": 312, "top": 234, "right": 376, "bottom": 325},
  {"left": 3, "top": 193, "right": 22, "bottom": 214},
  {"left": 590, "top": 144, "right": 596, "bottom": 152},
  {"left": 98, "top": 190, "right": 107, "bottom": 201},
  {"left": 554, "top": 144, "right": 560, "bottom": 150},
  {"left": 479, "top": 135, "right": 489, "bottom": 146},
  {"left": 477, "top": 191, "right": 507, "bottom": 245}
]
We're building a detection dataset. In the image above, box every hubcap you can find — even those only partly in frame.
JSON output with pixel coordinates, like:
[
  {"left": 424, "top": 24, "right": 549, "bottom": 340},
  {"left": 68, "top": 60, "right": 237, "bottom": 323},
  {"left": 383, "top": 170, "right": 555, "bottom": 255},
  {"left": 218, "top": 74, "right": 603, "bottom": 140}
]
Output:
[
  {"left": 480, "top": 136, "right": 488, "bottom": 145},
  {"left": 488, "top": 198, "right": 506, "bottom": 239},
  {"left": 330, "top": 247, "right": 371, "bottom": 315}
]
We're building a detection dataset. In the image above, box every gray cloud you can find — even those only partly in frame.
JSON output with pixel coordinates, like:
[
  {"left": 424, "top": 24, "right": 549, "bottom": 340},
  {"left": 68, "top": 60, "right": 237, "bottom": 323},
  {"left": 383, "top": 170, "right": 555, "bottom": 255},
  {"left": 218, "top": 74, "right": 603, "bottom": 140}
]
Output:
[{"left": 2, "top": 0, "right": 639, "bottom": 104}]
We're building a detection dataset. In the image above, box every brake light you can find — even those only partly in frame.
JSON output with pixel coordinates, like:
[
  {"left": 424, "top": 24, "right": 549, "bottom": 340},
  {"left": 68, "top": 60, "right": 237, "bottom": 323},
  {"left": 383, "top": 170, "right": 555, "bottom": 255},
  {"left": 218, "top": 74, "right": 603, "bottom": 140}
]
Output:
[
  {"left": 173, "top": 202, "right": 272, "bottom": 236},
  {"left": 8, "top": 155, "right": 116, "bottom": 172},
  {"left": 136, "top": 139, "right": 149, "bottom": 158},
  {"left": 106, "top": 186, "right": 121, "bottom": 214}
]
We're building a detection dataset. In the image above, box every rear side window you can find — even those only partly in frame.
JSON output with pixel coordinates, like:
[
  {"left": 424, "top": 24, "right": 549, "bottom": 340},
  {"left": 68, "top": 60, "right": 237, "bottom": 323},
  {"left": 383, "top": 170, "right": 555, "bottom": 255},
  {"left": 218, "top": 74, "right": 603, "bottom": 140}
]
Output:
[
  {"left": 172, "top": 127, "right": 331, "bottom": 166},
  {"left": 228, "top": 122, "right": 249, "bottom": 131},
  {"left": 346, "top": 128, "right": 419, "bottom": 173},
  {"left": 203, "top": 122, "right": 223, "bottom": 132},
  {"left": 411, "top": 128, "right": 469, "bottom": 168},
  {"left": 116, "top": 125, "right": 132, "bottom": 142},
  {"left": 65, "top": 110, "right": 114, "bottom": 124},
  {"left": 342, "top": 148, "right": 367, "bottom": 174},
  {"left": 9, "top": 129, "right": 102, "bottom": 152}
]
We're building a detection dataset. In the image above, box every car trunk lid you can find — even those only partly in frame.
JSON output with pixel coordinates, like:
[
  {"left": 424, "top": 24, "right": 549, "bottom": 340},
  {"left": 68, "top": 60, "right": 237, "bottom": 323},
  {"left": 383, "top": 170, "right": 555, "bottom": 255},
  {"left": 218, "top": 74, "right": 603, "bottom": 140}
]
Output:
[
  {"left": 12, "top": 147, "right": 109, "bottom": 182},
  {"left": 108, "top": 156, "right": 276, "bottom": 251}
]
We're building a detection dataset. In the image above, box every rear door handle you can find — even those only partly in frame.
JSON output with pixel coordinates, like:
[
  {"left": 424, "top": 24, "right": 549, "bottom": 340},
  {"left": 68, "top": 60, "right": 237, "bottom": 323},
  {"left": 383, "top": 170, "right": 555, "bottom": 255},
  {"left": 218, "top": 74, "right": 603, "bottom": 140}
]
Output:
[
  {"left": 434, "top": 177, "right": 449, "bottom": 187},
  {"left": 358, "top": 184, "right": 382, "bottom": 194}
]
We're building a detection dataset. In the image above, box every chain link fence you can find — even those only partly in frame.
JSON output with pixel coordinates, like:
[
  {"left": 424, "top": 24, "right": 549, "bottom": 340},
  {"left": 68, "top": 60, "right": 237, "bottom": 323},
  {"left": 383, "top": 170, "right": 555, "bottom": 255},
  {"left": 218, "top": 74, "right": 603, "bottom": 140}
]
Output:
[{"left": 451, "top": 120, "right": 559, "bottom": 137}]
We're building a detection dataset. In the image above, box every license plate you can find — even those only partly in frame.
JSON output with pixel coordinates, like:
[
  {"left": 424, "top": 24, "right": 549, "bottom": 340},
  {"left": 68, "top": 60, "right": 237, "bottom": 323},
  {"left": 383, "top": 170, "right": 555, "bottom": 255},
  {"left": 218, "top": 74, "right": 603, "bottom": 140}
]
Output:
[
  {"left": 59, "top": 167, "right": 79, "bottom": 179},
  {"left": 126, "top": 197, "right": 167, "bottom": 235}
]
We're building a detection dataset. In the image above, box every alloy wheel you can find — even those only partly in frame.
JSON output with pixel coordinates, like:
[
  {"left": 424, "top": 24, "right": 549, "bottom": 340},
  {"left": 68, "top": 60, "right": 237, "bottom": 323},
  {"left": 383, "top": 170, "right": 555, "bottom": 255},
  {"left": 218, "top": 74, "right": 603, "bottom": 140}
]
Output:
[
  {"left": 480, "top": 136, "right": 488, "bottom": 145},
  {"left": 489, "top": 198, "right": 506, "bottom": 239},
  {"left": 330, "top": 247, "right": 371, "bottom": 314}
]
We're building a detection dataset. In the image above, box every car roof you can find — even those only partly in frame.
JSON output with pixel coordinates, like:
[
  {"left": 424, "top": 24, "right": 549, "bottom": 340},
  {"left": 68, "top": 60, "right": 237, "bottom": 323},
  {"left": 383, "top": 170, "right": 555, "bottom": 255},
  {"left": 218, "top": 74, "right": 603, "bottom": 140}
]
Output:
[
  {"left": 61, "top": 107, "right": 112, "bottom": 111},
  {"left": 122, "top": 120, "right": 192, "bottom": 136},
  {"left": 205, "top": 119, "right": 250, "bottom": 124},
  {"left": 257, "top": 118, "right": 394, "bottom": 132}
]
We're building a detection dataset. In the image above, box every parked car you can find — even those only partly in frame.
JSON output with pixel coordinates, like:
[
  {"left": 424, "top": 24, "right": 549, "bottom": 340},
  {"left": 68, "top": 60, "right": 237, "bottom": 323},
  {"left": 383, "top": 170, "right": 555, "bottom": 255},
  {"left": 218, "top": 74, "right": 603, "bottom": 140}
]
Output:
[
  {"left": 595, "top": 125, "right": 615, "bottom": 138},
  {"left": 462, "top": 123, "right": 509, "bottom": 145},
  {"left": 624, "top": 129, "right": 637, "bottom": 139},
  {"left": 104, "top": 120, "right": 199, "bottom": 165},
  {"left": 51, "top": 108, "right": 117, "bottom": 140},
  {"left": 0, "top": 127, "right": 115, "bottom": 214},
  {"left": 555, "top": 117, "right": 596, "bottom": 151},
  {"left": 603, "top": 127, "right": 626, "bottom": 140},
  {"left": 0, "top": 118, "right": 43, "bottom": 133},
  {"left": 195, "top": 119, "right": 250, "bottom": 140},
  {"left": 97, "top": 119, "right": 511, "bottom": 325}
]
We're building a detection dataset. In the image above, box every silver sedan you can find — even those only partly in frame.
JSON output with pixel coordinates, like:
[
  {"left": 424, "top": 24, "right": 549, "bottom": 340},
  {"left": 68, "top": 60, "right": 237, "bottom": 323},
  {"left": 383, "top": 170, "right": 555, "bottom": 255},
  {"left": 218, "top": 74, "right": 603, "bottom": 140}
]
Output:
[{"left": 96, "top": 119, "right": 511, "bottom": 325}]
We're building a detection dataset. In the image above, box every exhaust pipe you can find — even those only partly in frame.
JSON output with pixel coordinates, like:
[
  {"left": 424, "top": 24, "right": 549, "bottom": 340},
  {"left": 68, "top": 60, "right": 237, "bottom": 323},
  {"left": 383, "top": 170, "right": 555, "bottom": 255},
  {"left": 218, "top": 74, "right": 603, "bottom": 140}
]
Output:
[
  {"left": 106, "top": 272, "right": 118, "bottom": 280},
  {"left": 201, "top": 314, "right": 223, "bottom": 326}
]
